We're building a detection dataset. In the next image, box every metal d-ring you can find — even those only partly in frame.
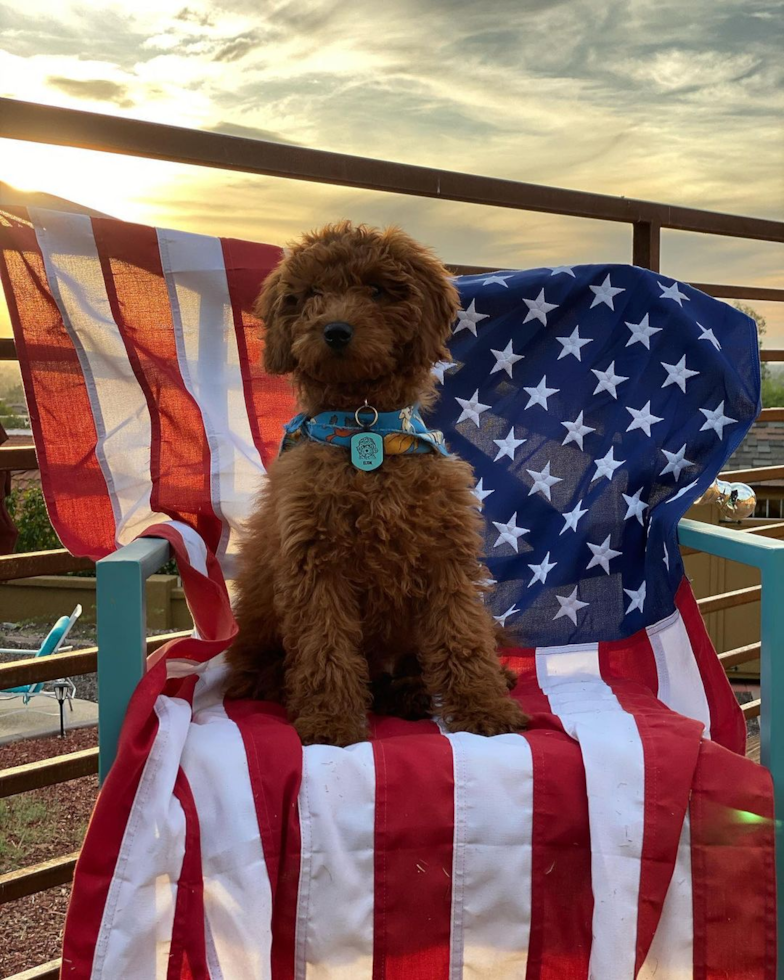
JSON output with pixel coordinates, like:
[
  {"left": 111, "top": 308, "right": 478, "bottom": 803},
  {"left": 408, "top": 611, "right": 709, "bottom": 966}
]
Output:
[{"left": 355, "top": 402, "right": 379, "bottom": 428}]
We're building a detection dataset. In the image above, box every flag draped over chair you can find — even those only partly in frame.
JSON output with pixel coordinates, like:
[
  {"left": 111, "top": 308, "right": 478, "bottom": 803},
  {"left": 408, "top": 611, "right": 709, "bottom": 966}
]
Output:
[{"left": 0, "top": 206, "right": 775, "bottom": 980}]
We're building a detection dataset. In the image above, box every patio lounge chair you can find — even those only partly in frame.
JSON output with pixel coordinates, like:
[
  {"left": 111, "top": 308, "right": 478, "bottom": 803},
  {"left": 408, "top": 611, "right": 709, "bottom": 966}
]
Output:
[{"left": 0, "top": 603, "right": 81, "bottom": 706}]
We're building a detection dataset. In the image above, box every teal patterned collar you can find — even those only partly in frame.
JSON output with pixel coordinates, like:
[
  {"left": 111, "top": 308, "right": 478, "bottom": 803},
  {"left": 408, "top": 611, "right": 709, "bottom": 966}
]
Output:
[{"left": 281, "top": 405, "right": 449, "bottom": 461}]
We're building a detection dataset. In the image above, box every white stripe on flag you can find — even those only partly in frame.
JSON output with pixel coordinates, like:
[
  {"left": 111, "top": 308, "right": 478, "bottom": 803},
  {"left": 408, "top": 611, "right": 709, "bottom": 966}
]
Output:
[
  {"left": 31, "top": 208, "right": 170, "bottom": 545},
  {"left": 647, "top": 610, "right": 712, "bottom": 738},
  {"left": 536, "top": 643, "right": 645, "bottom": 980},
  {"left": 295, "top": 743, "right": 376, "bottom": 980},
  {"left": 638, "top": 812, "right": 694, "bottom": 979},
  {"left": 447, "top": 732, "right": 534, "bottom": 980},
  {"left": 156, "top": 229, "right": 265, "bottom": 577},
  {"left": 92, "top": 696, "right": 191, "bottom": 980},
  {"left": 181, "top": 698, "right": 273, "bottom": 979},
  {"left": 167, "top": 520, "right": 211, "bottom": 577}
]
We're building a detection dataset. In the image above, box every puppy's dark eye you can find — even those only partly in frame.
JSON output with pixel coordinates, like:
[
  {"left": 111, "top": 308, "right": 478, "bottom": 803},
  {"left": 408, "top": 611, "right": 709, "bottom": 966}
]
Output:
[
  {"left": 304, "top": 287, "right": 323, "bottom": 300},
  {"left": 283, "top": 294, "right": 299, "bottom": 307},
  {"left": 368, "top": 283, "right": 385, "bottom": 300}
]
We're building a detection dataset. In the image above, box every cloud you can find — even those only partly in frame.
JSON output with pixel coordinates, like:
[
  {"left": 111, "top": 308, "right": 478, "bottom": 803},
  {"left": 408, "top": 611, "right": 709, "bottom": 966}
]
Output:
[
  {"left": 213, "top": 32, "right": 263, "bottom": 62},
  {"left": 0, "top": 3, "right": 146, "bottom": 68},
  {"left": 174, "top": 5, "right": 215, "bottom": 27},
  {"left": 205, "top": 120, "right": 301, "bottom": 144},
  {"left": 47, "top": 76, "right": 135, "bottom": 107}
]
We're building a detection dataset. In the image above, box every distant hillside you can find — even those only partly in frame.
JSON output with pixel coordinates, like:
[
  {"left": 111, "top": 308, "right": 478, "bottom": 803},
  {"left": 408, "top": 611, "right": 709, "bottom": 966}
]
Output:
[
  {"left": 0, "top": 181, "right": 113, "bottom": 218},
  {"left": 0, "top": 184, "right": 114, "bottom": 370}
]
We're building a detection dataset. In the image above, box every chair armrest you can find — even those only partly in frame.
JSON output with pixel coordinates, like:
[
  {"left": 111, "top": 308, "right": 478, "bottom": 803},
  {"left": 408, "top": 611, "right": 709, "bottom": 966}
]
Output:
[
  {"left": 679, "top": 517, "right": 784, "bottom": 565},
  {"left": 97, "top": 537, "right": 171, "bottom": 781}
]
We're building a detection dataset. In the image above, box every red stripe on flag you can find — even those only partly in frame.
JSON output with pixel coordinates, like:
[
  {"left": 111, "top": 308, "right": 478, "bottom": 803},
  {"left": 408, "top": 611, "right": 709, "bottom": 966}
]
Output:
[
  {"left": 598, "top": 628, "right": 659, "bottom": 697},
  {"left": 220, "top": 237, "right": 296, "bottom": 466},
  {"left": 167, "top": 769, "right": 209, "bottom": 980},
  {"left": 691, "top": 740, "right": 776, "bottom": 979},
  {"left": 501, "top": 647, "right": 564, "bottom": 731},
  {"left": 675, "top": 578, "right": 746, "bottom": 754},
  {"left": 598, "top": 656, "right": 703, "bottom": 973},
  {"left": 525, "top": 729, "right": 592, "bottom": 980},
  {"left": 0, "top": 208, "right": 116, "bottom": 557},
  {"left": 372, "top": 730, "right": 454, "bottom": 980},
  {"left": 91, "top": 218, "right": 223, "bottom": 555},
  {"left": 369, "top": 715, "right": 445, "bottom": 740},
  {"left": 223, "top": 699, "right": 303, "bottom": 980},
  {"left": 142, "top": 524, "right": 237, "bottom": 653},
  {"left": 61, "top": 656, "right": 170, "bottom": 978}
]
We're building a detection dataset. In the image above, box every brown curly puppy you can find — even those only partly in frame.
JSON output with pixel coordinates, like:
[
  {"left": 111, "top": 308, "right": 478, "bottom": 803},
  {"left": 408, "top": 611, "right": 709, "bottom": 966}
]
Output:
[{"left": 225, "top": 221, "right": 527, "bottom": 746}]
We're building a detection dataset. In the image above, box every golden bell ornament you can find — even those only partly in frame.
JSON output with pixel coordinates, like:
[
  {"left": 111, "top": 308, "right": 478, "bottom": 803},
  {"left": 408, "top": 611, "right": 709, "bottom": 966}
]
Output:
[
  {"left": 718, "top": 481, "right": 756, "bottom": 520},
  {"left": 693, "top": 479, "right": 757, "bottom": 520},
  {"left": 694, "top": 480, "right": 722, "bottom": 506}
]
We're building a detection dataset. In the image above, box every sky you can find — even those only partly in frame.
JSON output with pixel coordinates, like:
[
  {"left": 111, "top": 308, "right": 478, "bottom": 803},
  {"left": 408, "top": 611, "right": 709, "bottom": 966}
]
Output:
[{"left": 0, "top": 0, "right": 782, "bottom": 341}]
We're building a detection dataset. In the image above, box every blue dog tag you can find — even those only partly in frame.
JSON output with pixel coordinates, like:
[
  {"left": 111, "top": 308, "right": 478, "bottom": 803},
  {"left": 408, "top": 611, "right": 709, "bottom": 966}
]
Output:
[{"left": 351, "top": 431, "right": 384, "bottom": 471}]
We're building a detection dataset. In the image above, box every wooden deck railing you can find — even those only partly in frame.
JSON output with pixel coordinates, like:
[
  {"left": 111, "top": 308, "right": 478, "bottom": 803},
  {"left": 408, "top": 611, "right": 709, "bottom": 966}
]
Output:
[{"left": 0, "top": 95, "right": 781, "bottom": 979}]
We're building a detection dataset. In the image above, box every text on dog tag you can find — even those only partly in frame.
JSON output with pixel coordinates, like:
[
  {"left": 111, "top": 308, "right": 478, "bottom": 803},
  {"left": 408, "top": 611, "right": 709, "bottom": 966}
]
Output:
[{"left": 350, "top": 432, "right": 384, "bottom": 471}]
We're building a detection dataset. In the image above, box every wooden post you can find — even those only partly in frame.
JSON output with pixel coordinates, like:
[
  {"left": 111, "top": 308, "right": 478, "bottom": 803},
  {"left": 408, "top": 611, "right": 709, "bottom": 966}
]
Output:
[{"left": 632, "top": 220, "right": 661, "bottom": 271}]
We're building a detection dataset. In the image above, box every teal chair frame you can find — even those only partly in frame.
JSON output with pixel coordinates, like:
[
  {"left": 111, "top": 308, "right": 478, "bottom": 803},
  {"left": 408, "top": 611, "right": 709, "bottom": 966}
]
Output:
[{"left": 96, "top": 519, "right": 784, "bottom": 971}]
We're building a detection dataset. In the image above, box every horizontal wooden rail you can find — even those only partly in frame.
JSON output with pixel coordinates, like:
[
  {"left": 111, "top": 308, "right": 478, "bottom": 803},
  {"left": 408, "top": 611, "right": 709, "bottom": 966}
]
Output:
[
  {"left": 719, "top": 642, "right": 761, "bottom": 669},
  {"left": 759, "top": 408, "right": 784, "bottom": 422},
  {"left": 0, "top": 647, "right": 95, "bottom": 687},
  {"left": 0, "top": 629, "right": 190, "bottom": 688},
  {"left": 720, "top": 465, "right": 784, "bottom": 483},
  {"left": 742, "top": 698, "right": 761, "bottom": 719},
  {"left": 0, "top": 850, "right": 78, "bottom": 904},
  {"left": 697, "top": 584, "right": 761, "bottom": 615},
  {"left": 2, "top": 98, "right": 783, "bottom": 244},
  {"left": 689, "top": 283, "right": 784, "bottom": 303},
  {"left": 0, "top": 445, "right": 37, "bottom": 469},
  {"left": 0, "top": 549, "right": 93, "bottom": 580},
  {"left": 743, "top": 523, "right": 784, "bottom": 539},
  {"left": 0, "top": 337, "right": 17, "bottom": 360},
  {"left": 6, "top": 959, "right": 62, "bottom": 980},
  {"left": 761, "top": 349, "right": 784, "bottom": 362},
  {"left": 451, "top": 267, "right": 784, "bottom": 303},
  {"left": 0, "top": 747, "right": 98, "bottom": 799}
]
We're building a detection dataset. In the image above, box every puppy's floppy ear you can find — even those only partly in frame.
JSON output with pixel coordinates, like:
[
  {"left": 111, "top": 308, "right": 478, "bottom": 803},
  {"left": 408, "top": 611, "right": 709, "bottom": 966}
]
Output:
[
  {"left": 386, "top": 230, "right": 460, "bottom": 369},
  {"left": 255, "top": 265, "right": 296, "bottom": 375}
]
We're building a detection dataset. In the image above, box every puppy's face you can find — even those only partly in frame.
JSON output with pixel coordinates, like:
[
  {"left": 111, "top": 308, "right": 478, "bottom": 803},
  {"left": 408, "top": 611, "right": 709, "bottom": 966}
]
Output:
[{"left": 256, "top": 223, "right": 460, "bottom": 404}]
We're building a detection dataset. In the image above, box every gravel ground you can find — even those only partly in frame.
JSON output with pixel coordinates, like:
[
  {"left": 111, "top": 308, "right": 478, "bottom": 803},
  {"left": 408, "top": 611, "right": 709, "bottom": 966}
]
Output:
[{"left": 0, "top": 728, "right": 98, "bottom": 979}]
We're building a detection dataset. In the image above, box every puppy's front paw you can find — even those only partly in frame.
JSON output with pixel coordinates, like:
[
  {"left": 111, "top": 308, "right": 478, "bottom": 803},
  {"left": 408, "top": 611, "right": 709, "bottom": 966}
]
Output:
[
  {"left": 446, "top": 697, "right": 528, "bottom": 737},
  {"left": 294, "top": 715, "right": 369, "bottom": 747}
]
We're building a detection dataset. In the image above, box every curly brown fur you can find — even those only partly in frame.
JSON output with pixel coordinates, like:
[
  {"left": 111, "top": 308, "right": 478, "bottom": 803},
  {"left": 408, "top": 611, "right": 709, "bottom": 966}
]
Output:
[{"left": 225, "top": 221, "right": 526, "bottom": 746}]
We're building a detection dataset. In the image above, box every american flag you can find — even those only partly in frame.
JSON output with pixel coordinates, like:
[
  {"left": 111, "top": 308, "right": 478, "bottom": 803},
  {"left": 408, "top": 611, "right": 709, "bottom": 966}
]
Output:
[
  {"left": 0, "top": 207, "right": 775, "bottom": 980},
  {"left": 432, "top": 264, "right": 759, "bottom": 647}
]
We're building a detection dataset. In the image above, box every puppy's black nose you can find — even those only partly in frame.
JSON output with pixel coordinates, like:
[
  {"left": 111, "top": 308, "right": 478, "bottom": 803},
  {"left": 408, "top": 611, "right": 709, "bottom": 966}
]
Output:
[{"left": 323, "top": 321, "right": 354, "bottom": 350}]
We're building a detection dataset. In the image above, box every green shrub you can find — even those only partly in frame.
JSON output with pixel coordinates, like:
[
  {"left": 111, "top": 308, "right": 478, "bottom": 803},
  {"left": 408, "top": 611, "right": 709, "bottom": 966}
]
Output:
[
  {"left": 5, "top": 487, "right": 62, "bottom": 553},
  {"left": 4, "top": 487, "right": 179, "bottom": 576},
  {"left": 0, "top": 397, "right": 26, "bottom": 430},
  {"left": 762, "top": 376, "right": 784, "bottom": 410}
]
